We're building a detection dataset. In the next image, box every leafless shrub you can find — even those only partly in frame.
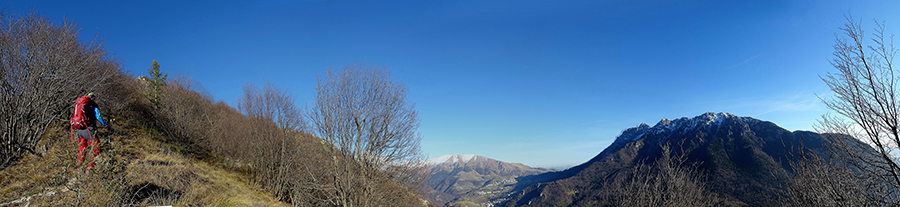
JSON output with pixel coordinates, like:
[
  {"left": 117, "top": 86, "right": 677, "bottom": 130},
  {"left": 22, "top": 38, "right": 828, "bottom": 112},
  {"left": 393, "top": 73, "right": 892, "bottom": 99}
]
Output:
[
  {"left": 135, "top": 62, "right": 427, "bottom": 205},
  {"left": 306, "top": 63, "right": 427, "bottom": 206},
  {"left": 165, "top": 80, "right": 324, "bottom": 205},
  {"left": 154, "top": 76, "right": 214, "bottom": 151},
  {"left": 607, "top": 142, "right": 721, "bottom": 207},
  {"left": 237, "top": 82, "right": 308, "bottom": 199},
  {"left": 784, "top": 143, "right": 870, "bottom": 207},
  {"left": 0, "top": 10, "right": 130, "bottom": 168}
]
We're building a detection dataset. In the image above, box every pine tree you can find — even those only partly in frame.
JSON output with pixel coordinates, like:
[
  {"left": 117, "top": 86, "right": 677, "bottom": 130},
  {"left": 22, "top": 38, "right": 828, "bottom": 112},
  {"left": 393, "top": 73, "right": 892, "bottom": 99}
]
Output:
[{"left": 146, "top": 60, "right": 167, "bottom": 109}]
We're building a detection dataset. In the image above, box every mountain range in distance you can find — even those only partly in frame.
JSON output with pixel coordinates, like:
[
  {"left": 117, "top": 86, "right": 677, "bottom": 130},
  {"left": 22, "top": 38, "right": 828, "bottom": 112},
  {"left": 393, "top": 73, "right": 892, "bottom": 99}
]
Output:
[
  {"left": 425, "top": 154, "right": 553, "bottom": 206},
  {"left": 427, "top": 112, "right": 855, "bottom": 207}
]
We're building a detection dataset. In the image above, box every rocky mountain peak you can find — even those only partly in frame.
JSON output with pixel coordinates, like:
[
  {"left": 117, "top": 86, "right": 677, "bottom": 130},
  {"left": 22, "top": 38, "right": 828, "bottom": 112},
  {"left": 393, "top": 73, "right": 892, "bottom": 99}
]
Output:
[
  {"left": 614, "top": 112, "right": 756, "bottom": 143},
  {"left": 617, "top": 122, "right": 652, "bottom": 142}
]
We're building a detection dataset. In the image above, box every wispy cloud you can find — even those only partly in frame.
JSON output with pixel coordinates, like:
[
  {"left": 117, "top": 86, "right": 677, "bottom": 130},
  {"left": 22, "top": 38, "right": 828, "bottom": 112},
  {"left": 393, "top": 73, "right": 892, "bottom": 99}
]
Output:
[
  {"left": 752, "top": 92, "right": 826, "bottom": 117},
  {"left": 698, "top": 91, "right": 828, "bottom": 117},
  {"left": 724, "top": 54, "right": 761, "bottom": 69}
]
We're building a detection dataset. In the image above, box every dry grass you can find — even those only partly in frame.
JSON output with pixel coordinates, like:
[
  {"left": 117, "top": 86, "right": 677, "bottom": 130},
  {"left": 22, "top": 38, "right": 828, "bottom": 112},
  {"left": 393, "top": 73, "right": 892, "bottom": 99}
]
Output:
[{"left": 0, "top": 115, "right": 287, "bottom": 207}]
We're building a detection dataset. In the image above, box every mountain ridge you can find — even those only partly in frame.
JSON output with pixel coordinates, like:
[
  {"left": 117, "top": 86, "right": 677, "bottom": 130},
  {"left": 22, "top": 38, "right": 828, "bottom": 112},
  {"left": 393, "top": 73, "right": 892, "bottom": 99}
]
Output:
[
  {"left": 425, "top": 154, "right": 551, "bottom": 206},
  {"left": 500, "top": 112, "right": 841, "bottom": 206}
]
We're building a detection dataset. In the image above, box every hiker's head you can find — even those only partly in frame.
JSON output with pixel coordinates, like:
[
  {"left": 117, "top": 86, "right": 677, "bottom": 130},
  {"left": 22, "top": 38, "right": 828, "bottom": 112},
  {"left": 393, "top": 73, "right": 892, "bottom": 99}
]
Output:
[{"left": 87, "top": 93, "right": 95, "bottom": 99}]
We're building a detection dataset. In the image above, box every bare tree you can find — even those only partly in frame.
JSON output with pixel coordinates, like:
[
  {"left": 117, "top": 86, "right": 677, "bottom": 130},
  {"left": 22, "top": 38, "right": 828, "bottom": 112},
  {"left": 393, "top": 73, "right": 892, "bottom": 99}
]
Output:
[
  {"left": 817, "top": 15, "right": 900, "bottom": 205},
  {"left": 237, "top": 82, "right": 307, "bottom": 199},
  {"left": 239, "top": 82, "right": 307, "bottom": 134},
  {"left": 309, "top": 63, "right": 426, "bottom": 206},
  {"left": 0, "top": 11, "right": 124, "bottom": 168}
]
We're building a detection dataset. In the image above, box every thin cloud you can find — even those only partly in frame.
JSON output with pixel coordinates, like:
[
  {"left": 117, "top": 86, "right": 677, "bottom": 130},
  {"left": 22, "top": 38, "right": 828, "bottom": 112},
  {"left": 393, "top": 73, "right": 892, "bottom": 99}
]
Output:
[
  {"left": 724, "top": 54, "right": 761, "bottom": 69},
  {"left": 753, "top": 92, "right": 825, "bottom": 117},
  {"left": 697, "top": 91, "right": 827, "bottom": 117}
]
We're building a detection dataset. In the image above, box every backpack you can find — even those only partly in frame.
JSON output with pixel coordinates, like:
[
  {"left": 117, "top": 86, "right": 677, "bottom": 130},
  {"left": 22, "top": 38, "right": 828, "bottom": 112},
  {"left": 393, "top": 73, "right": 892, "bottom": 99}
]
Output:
[{"left": 71, "top": 95, "right": 93, "bottom": 130}]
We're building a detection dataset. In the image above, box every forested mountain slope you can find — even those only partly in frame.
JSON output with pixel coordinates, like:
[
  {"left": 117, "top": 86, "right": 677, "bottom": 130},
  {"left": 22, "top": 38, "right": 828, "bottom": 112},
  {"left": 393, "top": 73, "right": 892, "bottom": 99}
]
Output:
[{"left": 502, "top": 112, "right": 845, "bottom": 206}]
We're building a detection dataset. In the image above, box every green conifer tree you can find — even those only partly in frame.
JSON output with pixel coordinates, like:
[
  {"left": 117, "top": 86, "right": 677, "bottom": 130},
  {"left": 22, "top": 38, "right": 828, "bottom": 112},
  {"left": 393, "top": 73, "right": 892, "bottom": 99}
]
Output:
[{"left": 146, "top": 60, "right": 167, "bottom": 109}]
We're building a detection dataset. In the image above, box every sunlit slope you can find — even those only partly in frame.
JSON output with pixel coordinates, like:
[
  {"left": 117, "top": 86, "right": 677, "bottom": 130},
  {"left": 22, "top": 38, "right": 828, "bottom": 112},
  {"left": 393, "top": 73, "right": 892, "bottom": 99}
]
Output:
[{"left": 0, "top": 116, "right": 288, "bottom": 206}]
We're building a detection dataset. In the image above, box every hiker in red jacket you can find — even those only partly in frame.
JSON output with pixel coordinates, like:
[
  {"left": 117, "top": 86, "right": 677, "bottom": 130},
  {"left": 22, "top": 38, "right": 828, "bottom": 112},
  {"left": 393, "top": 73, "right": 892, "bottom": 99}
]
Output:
[{"left": 71, "top": 93, "right": 108, "bottom": 170}]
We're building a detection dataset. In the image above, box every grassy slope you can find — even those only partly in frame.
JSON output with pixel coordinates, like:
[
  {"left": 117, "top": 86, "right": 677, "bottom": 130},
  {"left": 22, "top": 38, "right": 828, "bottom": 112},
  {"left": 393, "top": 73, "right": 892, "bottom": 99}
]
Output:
[{"left": 0, "top": 115, "right": 287, "bottom": 206}]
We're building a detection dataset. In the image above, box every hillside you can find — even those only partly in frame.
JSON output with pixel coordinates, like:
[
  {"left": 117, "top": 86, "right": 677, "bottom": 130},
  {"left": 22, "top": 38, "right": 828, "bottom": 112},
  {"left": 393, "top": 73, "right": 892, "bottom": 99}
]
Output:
[
  {"left": 425, "top": 155, "right": 551, "bottom": 206},
  {"left": 1, "top": 10, "right": 432, "bottom": 206},
  {"left": 0, "top": 116, "right": 287, "bottom": 206},
  {"left": 501, "top": 112, "right": 841, "bottom": 206}
]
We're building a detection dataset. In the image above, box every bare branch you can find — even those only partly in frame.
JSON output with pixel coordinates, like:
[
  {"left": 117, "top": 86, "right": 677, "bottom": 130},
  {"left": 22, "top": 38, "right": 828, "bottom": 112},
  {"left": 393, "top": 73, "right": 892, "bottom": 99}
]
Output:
[{"left": 816, "top": 15, "right": 900, "bottom": 205}]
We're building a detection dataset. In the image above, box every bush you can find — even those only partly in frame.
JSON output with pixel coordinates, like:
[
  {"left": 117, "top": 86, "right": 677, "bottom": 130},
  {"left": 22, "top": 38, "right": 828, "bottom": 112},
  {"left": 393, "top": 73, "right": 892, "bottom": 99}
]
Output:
[{"left": 0, "top": 11, "right": 132, "bottom": 168}]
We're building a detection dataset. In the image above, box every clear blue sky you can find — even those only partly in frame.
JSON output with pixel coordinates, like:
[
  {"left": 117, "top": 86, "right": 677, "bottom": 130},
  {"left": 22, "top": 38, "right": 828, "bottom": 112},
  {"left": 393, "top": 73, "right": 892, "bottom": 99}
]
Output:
[{"left": 7, "top": 0, "right": 899, "bottom": 168}]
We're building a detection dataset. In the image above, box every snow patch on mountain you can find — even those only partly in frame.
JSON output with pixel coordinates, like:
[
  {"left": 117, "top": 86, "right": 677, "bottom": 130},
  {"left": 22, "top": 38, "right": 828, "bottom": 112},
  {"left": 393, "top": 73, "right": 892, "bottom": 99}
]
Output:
[
  {"left": 427, "top": 154, "right": 479, "bottom": 166},
  {"left": 616, "top": 112, "right": 754, "bottom": 143},
  {"left": 651, "top": 112, "right": 737, "bottom": 134}
]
